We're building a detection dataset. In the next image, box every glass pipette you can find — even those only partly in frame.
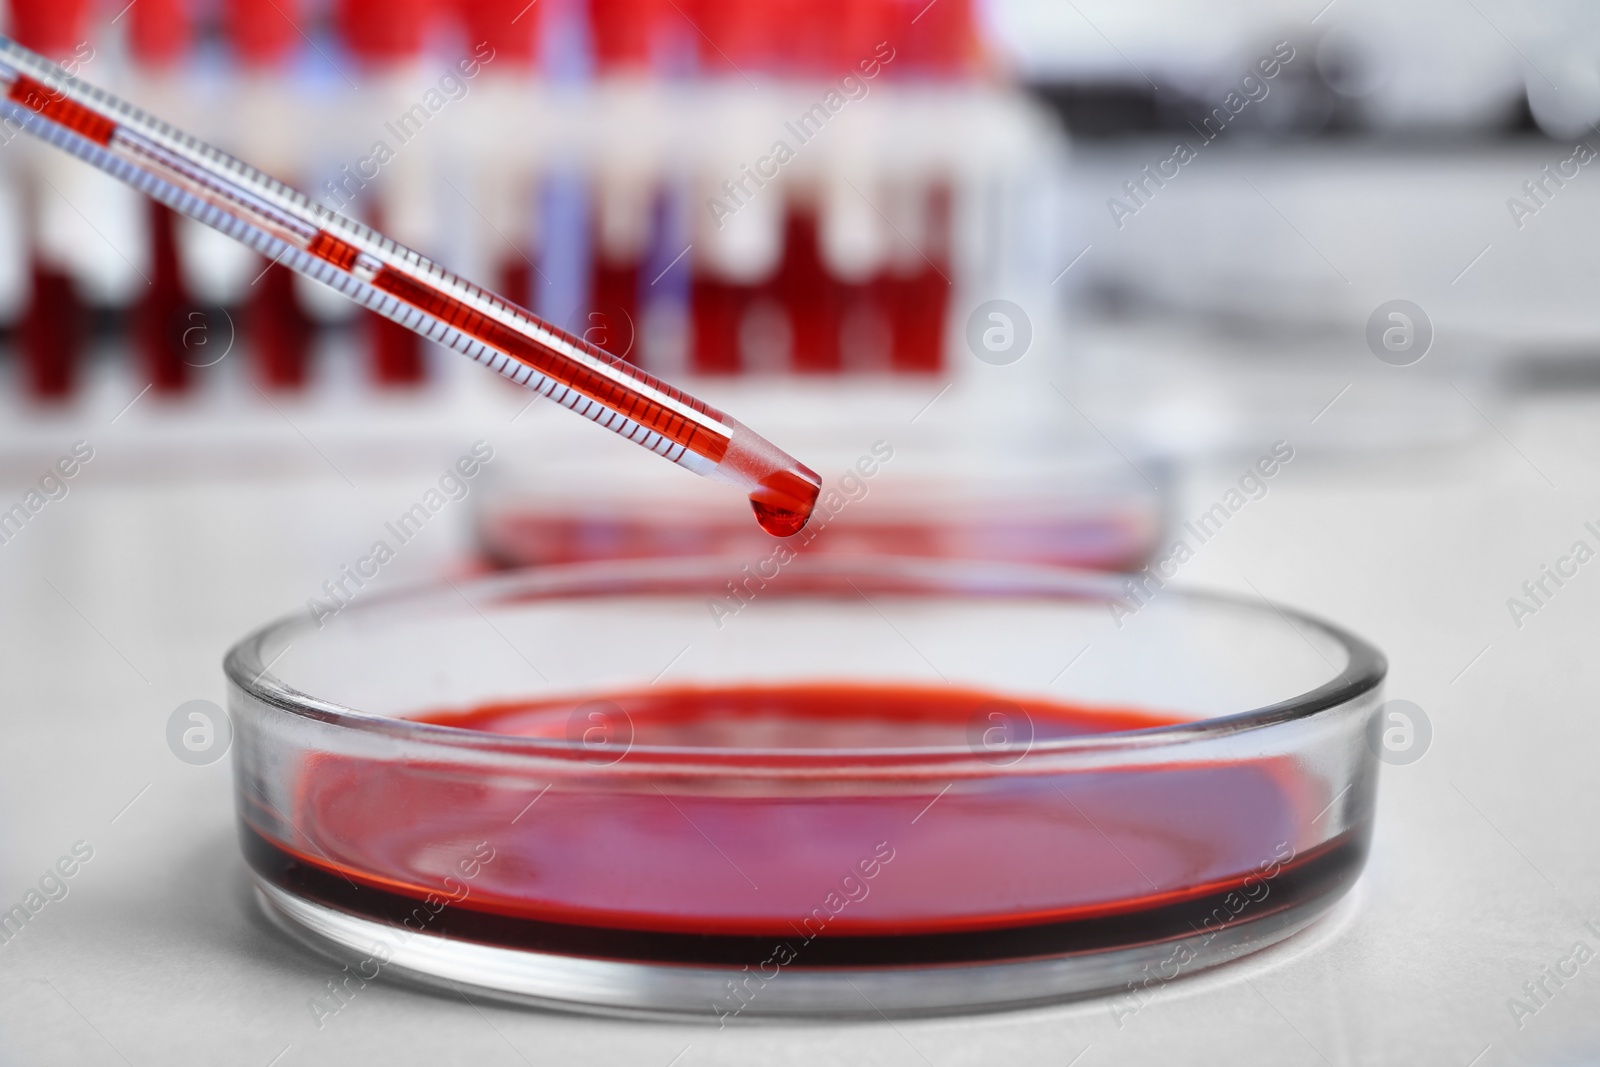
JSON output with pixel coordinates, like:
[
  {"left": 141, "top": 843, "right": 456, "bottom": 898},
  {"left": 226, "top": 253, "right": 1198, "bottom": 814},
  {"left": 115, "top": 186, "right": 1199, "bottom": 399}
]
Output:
[{"left": 0, "top": 37, "right": 821, "bottom": 536}]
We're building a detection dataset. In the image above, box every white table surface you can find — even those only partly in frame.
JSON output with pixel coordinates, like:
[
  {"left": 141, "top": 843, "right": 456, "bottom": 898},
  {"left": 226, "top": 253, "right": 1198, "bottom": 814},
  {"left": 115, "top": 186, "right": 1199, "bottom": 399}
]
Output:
[{"left": 2, "top": 382, "right": 1599, "bottom": 1067}]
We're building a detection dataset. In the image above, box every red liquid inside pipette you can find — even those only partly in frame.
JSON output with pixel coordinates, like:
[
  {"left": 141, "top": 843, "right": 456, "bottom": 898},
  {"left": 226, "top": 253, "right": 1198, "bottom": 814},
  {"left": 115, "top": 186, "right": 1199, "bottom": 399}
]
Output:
[{"left": 241, "top": 683, "right": 1365, "bottom": 966}]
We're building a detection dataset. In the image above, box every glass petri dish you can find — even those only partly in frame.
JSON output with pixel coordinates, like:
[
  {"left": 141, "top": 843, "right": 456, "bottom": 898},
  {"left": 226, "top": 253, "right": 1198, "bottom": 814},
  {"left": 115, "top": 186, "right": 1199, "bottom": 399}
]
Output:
[{"left": 225, "top": 556, "right": 1385, "bottom": 1020}]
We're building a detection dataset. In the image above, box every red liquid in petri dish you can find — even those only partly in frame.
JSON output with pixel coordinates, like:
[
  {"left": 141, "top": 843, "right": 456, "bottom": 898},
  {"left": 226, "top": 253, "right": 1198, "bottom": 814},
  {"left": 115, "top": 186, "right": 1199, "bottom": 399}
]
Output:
[{"left": 241, "top": 684, "right": 1365, "bottom": 966}]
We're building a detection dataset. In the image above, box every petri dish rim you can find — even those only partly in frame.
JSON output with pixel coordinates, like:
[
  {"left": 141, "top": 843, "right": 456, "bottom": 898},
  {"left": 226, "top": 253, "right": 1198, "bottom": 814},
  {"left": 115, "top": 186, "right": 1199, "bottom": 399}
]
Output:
[{"left": 223, "top": 555, "right": 1387, "bottom": 767}]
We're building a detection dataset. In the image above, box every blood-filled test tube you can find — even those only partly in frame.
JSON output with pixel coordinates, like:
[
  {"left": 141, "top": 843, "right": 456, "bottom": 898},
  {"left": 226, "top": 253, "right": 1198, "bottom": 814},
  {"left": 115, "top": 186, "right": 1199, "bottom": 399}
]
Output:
[
  {"left": 835, "top": 0, "right": 894, "bottom": 71},
  {"left": 880, "top": 0, "right": 970, "bottom": 373},
  {"left": 8, "top": 0, "right": 91, "bottom": 400},
  {"left": 455, "top": 0, "right": 539, "bottom": 67},
  {"left": 589, "top": 0, "right": 672, "bottom": 366},
  {"left": 835, "top": 0, "right": 899, "bottom": 375},
  {"left": 226, "top": 0, "right": 299, "bottom": 65},
  {"left": 820, "top": 172, "right": 896, "bottom": 374},
  {"left": 5, "top": 0, "right": 88, "bottom": 59},
  {"left": 246, "top": 252, "right": 314, "bottom": 389},
  {"left": 20, "top": 263, "right": 80, "bottom": 397},
  {"left": 777, "top": 0, "right": 898, "bottom": 375},
  {"left": 687, "top": 0, "right": 784, "bottom": 375},
  {"left": 590, "top": 0, "right": 661, "bottom": 72},
  {"left": 900, "top": 0, "right": 978, "bottom": 76},
  {"left": 589, "top": 218, "right": 639, "bottom": 364},
  {"left": 138, "top": 194, "right": 190, "bottom": 391},
  {"left": 774, "top": 207, "right": 840, "bottom": 373},
  {"left": 129, "top": 0, "right": 196, "bottom": 394},
  {"left": 226, "top": 0, "right": 315, "bottom": 389},
  {"left": 689, "top": 0, "right": 777, "bottom": 75},
  {"left": 689, "top": 276, "right": 741, "bottom": 375},
  {"left": 128, "top": 0, "right": 190, "bottom": 66},
  {"left": 453, "top": 0, "right": 542, "bottom": 324},
  {"left": 883, "top": 183, "right": 951, "bottom": 374},
  {"left": 336, "top": 0, "right": 432, "bottom": 65},
  {"left": 336, "top": 0, "right": 435, "bottom": 387}
]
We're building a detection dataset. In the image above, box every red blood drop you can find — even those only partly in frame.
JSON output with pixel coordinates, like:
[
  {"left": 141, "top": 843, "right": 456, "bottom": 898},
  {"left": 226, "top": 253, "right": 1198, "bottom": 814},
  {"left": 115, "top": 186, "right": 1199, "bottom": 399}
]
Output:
[{"left": 749, "top": 466, "right": 821, "bottom": 537}]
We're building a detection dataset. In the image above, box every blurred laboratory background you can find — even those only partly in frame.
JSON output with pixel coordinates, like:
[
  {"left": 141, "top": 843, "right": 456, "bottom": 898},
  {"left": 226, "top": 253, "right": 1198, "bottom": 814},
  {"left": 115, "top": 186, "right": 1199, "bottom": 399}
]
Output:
[
  {"left": 6, "top": 0, "right": 1600, "bottom": 1062},
  {"left": 0, "top": 0, "right": 1592, "bottom": 570}
]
